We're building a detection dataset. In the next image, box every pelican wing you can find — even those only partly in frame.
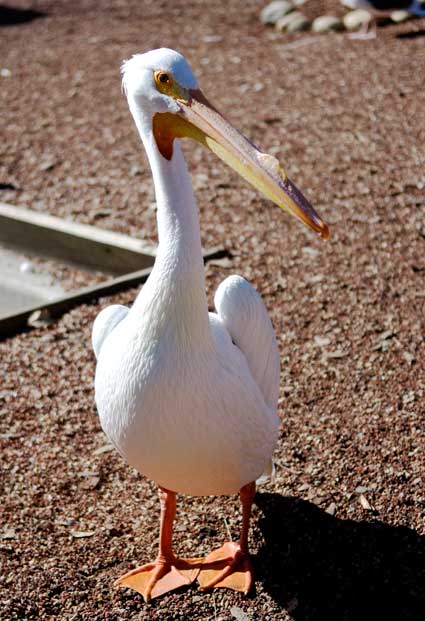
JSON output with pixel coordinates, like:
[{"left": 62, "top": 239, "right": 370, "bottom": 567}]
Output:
[
  {"left": 214, "top": 275, "right": 280, "bottom": 410},
  {"left": 92, "top": 304, "right": 130, "bottom": 359}
]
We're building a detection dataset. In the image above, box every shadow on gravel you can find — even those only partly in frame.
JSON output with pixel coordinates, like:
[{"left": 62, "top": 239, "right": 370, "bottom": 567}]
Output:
[
  {"left": 255, "top": 492, "right": 425, "bottom": 621},
  {"left": 397, "top": 29, "right": 425, "bottom": 39},
  {"left": 0, "top": 5, "right": 45, "bottom": 26}
]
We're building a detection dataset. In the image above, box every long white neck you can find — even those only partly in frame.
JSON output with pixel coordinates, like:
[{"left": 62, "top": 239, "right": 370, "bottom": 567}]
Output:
[
  {"left": 150, "top": 136, "right": 204, "bottom": 272},
  {"left": 131, "top": 128, "right": 211, "bottom": 347}
]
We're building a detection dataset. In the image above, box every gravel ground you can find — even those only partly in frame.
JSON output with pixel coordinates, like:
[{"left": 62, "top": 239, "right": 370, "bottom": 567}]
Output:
[{"left": 1, "top": 1, "right": 424, "bottom": 620}]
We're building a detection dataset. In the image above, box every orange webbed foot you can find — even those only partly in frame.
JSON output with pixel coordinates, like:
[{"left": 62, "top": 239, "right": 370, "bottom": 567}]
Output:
[
  {"left": 197, "top": 542, "right": 253, "bottom": 594},
  {"left": 115, "top": 557, "right": 203, "bottom": 602}
]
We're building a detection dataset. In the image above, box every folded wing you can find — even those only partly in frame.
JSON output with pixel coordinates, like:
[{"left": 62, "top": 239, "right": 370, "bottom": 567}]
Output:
[
  {"left": 214, "top": 275, "right": 280, "bottom": 411},
  {"left": 92, "top": 304, "right": 129, "bottom": 359}
]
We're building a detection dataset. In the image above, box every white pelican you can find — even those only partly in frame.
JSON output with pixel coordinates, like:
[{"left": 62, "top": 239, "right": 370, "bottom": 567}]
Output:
[{"left": 92, "top": 48, "right": 328, "bottom": 602}]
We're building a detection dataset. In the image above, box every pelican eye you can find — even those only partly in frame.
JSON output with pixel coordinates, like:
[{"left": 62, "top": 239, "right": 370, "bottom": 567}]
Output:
[
  {"left": 159, "top": 72, "right": 170, "bottom": 84},
  {"left": 154, "top": 70, "right": 187, "bottom": 101},
  {"left": 154, "top": 70, "right": 174, "bottom": 90}
]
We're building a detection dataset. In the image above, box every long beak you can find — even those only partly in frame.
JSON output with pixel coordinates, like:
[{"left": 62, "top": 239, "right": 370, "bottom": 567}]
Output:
[{"left": 153, "top": 89, "right": 329, "bottom": 239}]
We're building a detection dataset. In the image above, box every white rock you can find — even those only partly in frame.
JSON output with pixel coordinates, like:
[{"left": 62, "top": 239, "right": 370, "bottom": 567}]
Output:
[
  {"left": 314, "top": 335, "right": 331, "bottom": 347},
  {"left": 343, "top": 9, "right": 371, "bottom": 31},
  {"left": 20, "top": 261, "right": 35, "bottom": 274},
  {"left": 27, "top": 308, "right": 54, "bottom": 328},
  {"left": 302, "top": 246, "right": 319, "bottom": 258},
  {"left": 260, "top": 0, "right": 294, "bottom": 25},
  {"left": 0, "top": 68, "right": 11, "bottom": 78},
  {"left": 312, "top": 15, "right": 344, "bottom": 33},
  {"left": 203, "top": 34, "right": 223, "bottom": 43},
  {"left": 391, "top": 10, "right": 410, "bottom": 23},
  {"left": 340, "top": 0, "right": 357, "bottom": 8},
  {"left": 276, "top": 11, "right": 310, "bottom": 32}
]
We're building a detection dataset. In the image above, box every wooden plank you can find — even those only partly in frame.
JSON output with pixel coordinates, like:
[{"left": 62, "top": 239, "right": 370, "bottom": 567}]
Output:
[
  {"left": 0, "top": 202, "right": 157, "bottom": 275},
  {"left": 0, "top": 246, "right": 228, "bottom": 340}
]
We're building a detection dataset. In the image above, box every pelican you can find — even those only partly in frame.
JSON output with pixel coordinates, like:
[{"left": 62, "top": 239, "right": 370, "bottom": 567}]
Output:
[{"left": 92, "top": 48, "right": 328, "bottom": 602}]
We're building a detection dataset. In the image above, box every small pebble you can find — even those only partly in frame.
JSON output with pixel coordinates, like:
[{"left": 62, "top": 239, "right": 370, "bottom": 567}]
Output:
[
  {"left": 312, "top": 15, "right": 344, "bottom": 33},
  {"left": 80, "top": 475, "right": 100, "bottom": 490},
  {"left": 20, "top": 261, "right": 35, "bottom": 274},
  {"left": 260, "top": 0, "right": 294, "bottom": 25},
  {"left": 326, "top": 349, "right": 348, "bottom": 359},
  {"left": 325, "top": 502, "right": 337, "bottom": 516},
  {"left": 276, "top": 11, "right": 310, "bottom": 32},
  {"left": 402, "top": 351, "right": 415, "bottom": 365},
  {"left": 343, "top": 9, "right": 371, "bottom": 31},
  {"left": 27, "top": 309, "right": 54, "bottom": 328},
  {"left": 202, "top": 34, "right": 223, "bottom": 43},
  {"left": 314, "top": 335, "right": 331, "bottom": 347},
  {"left": 302, "top": 246, "right": 319, "bottom": 258},
  {"left": 40, "top": 158, "right": 59, "bottom": 172},
  {"left": 208, "top": 257, "right": 233, "bottom": 268},
  {"left": 355, "top": 485, "right": 368, "bottom": 494},
  {"left": 358, "top": 494, "right": 374, "bottom": 511},
  {"left": 130, "top": 164, "right": 142, "bottom": 176},
  {"left": 391, "top": 10, "right": 410, "bottom": 23},
  {"left": 191, "top": 595, "right": 203, "bottom": 603},
  {"left": 1, "top": 68, "right": 12, "bottom": 78},
  {"left": 230, "top": 607, "right": 249, "bottom": 621},
  {"left": 70, "top": 530, "right": 96, "bottom": 538},
  {"left": 93, "top": 443, "right": 114, "bottom": 455}
]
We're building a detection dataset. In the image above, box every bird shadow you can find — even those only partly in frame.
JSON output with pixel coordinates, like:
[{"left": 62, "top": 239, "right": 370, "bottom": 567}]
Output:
[
  {"left": 254, "top": 492, "right": 425, "bottom": 621},
  {"left": 0, "top": 4, "right": 45, "bottom": 27}
]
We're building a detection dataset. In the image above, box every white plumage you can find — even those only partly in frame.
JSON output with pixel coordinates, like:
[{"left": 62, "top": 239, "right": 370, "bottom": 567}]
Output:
[
  {"left": 214, "top": 275, "right": 280, "bottom": 411},
  {"left": 91, "top": 48, "right": 327, "bottom": 601},
  {"left": 94, "top": 271, "right": 280, "bottom": 496},
  {"left": 92, "top": 304, "right": 129, "bottom": 359},
  {"left": 93, "top": 49, "right": 280, "bottom": 497}
]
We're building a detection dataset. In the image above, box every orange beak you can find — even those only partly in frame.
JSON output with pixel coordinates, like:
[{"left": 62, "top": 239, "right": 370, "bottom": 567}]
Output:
[{"left": 153, "top": 88, "right": 329, "bottom": 240}]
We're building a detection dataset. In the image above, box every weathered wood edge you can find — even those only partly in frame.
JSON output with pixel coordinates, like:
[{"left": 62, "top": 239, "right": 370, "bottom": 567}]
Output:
[
  {"left": 0, "top": 246, "right": 228, "bottom": 340},
  {"left": 0, "top": 202, "right": 157, "bottom": 275}
]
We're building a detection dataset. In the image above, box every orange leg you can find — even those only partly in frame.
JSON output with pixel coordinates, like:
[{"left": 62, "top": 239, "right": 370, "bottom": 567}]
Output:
[
  {"left": 197, "top": 481, "right": 255, "bottom": 594},
  {"left": 115, "top": 487, "right": 202, "bottom": 602}
]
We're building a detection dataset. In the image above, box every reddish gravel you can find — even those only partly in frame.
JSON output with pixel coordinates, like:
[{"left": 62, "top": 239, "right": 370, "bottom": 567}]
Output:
[{"left": 1, "top": 1, "right": 424, "bottom": 620}]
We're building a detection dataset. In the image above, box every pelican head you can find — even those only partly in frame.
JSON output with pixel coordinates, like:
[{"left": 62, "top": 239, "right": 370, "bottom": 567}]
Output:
[{"left": 122, "top": 48, "right": 329, "bottom": 239}]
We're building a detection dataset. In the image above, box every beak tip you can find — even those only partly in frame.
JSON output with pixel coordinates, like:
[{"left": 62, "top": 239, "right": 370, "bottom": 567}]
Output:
[{"left": 319, "top": 221, "right": 330, "bottom": 240}]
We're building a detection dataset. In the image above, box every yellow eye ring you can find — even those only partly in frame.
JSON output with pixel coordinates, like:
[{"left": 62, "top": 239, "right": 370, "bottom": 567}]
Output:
[
  {"left": 153, "top": 70, "right": 189, "bottom": 102},
  {"left": 155, "top": 70, "right": 173, "bottom": 87}
]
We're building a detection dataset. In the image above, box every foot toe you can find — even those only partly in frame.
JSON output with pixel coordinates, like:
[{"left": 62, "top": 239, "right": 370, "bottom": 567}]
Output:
[
  {"left": 115, "top": 558, "right": 202, "bottom": 602},
  {"left": 197, "top": 543, "right": 253, "bottom": 594}
]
